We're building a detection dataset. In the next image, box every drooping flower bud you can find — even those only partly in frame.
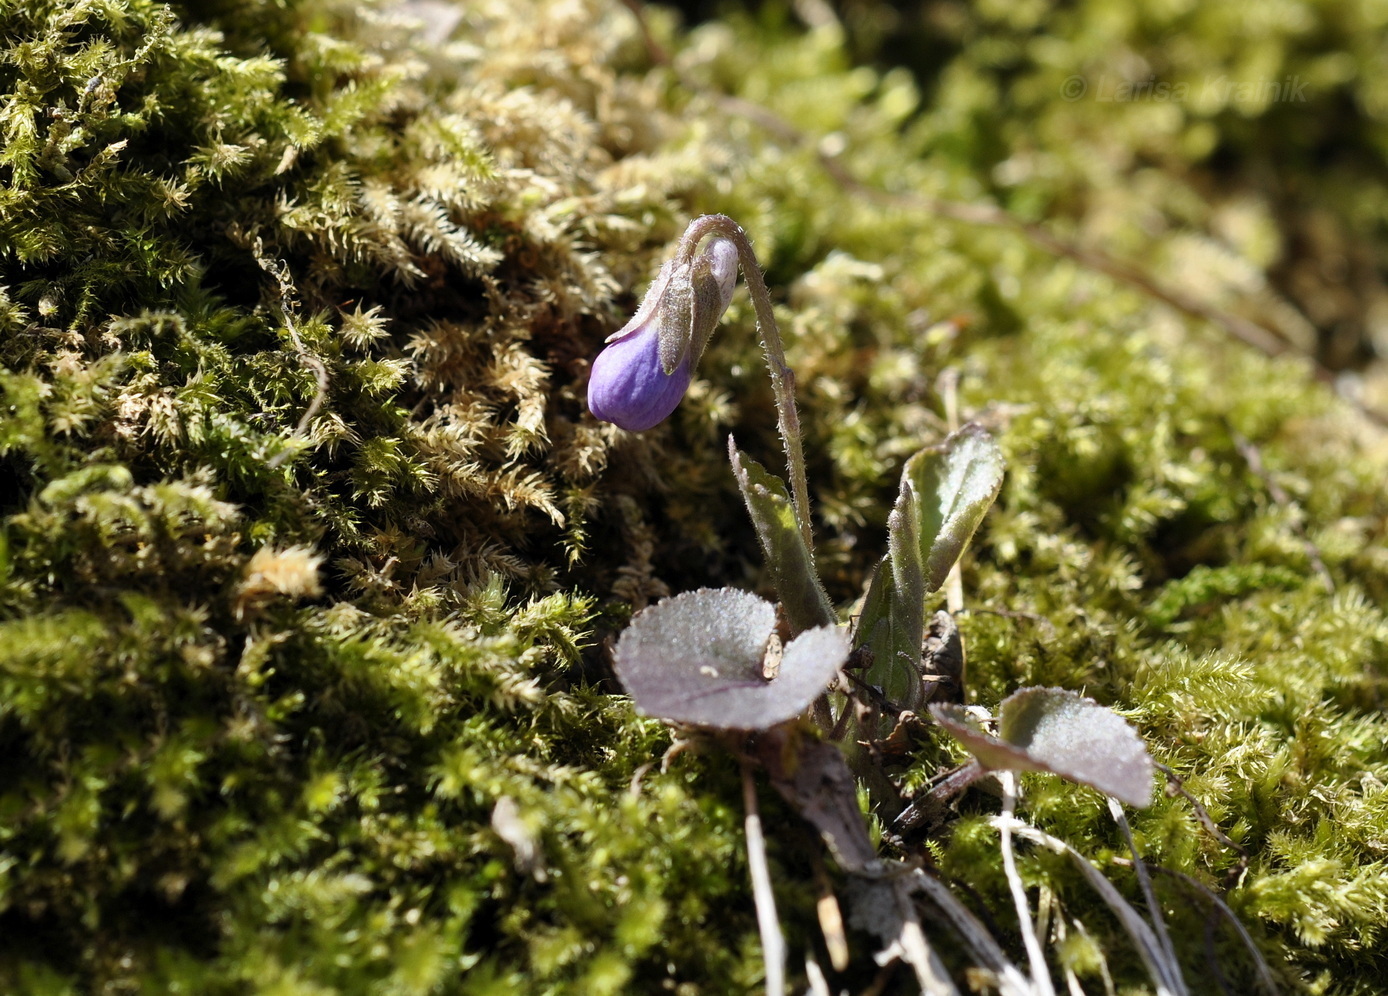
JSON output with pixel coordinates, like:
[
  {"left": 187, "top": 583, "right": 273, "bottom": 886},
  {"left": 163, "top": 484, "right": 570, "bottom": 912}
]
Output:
[{"left": 588, "top": 237, "right": 737, "bottom": 431}]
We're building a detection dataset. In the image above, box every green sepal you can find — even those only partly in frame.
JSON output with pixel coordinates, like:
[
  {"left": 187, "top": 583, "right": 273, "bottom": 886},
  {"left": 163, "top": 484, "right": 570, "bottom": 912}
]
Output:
[
  {"left": 687, "top": 250, "right": 727, "bottom": 363},
  {"left": 656, "top": 259, "right": 694, "bottom": 376}
]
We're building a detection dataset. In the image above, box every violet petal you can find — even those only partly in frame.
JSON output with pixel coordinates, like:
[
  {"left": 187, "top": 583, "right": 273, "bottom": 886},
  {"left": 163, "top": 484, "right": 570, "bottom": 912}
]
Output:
[{"left": 588, "top": 319, "right": 692, "bottom": 432}]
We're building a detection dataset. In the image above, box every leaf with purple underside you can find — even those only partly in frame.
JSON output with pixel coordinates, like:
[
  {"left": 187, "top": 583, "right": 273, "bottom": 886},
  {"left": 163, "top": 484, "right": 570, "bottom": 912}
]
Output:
[
  {"left": 613, "top": 587, "right": 848, "bottom": 730},
  {"left": 931, "top": 687, "right": 1154, "bottom": 807}
]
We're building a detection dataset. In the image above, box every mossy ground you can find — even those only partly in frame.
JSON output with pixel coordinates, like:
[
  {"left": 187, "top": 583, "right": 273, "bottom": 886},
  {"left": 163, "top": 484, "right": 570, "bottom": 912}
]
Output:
[{"left": 2, "top": 0, "right": 1387, "bottom": 993}]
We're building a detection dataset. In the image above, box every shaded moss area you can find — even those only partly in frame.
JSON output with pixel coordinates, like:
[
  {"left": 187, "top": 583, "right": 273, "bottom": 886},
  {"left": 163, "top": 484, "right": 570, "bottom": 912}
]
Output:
[{"left": 2, "top": 0, "right": 1388, "bottom": 994}]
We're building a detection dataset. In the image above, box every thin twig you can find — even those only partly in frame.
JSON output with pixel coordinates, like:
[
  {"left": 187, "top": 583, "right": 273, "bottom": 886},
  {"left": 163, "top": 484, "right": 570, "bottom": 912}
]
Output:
[
  {"left": 842, "top": 667, "right": 903, "bottom": 717},
  {"left": 1108, "top": 798, "right": 1179, "bottom": 973},
  {"left": 961, "top": 607, "right": 1049, "bottom": 625},
  {"left": 1146, "top": 864, "right": 1281, "bottom": 996},
  {"left": 891, "top": 760, "right": 986, "bottom": 836},
  {"left": 742, "top": 759, "right": 787, "bottom": 996},
  {"left": 246, "top": 241, "right": 330, "bottom": 469},
  {"left": 267, "top": 309, "right": 329, "bottom": 469},
  {"left": 1155, "top": 763, "right": 1251, "bottom": 886},
  {"left": 1229, "top": 428, "right": 1335, "bottom": 594},
  {"left": 821, "top": 150, "right": 1388, "bottom": 429}
]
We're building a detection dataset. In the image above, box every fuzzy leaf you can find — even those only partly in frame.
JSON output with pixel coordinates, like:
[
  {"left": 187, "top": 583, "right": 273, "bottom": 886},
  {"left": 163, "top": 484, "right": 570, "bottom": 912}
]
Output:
[
  {"left": 856, "top": 424, "right": 1004, "bottom": 710},
  {"left": 906, "top": 422, "right": 1006, "bottom": 592},
  {"left": 857, "top": 554, "right": 921, "bottom": 708},
  {"left": 613, "top": 588, "right": 848, "bottom": 730},
  {"left": 931, "top": 687, "right": 1154, "bottom": 807},
  {"left": 729, "top": 439, "right": 835, "bottom": 635}
]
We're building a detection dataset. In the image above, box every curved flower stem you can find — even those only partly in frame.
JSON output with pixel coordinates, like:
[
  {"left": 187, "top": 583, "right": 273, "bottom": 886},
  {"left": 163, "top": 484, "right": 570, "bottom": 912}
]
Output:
[{"left": 676, "top": 214, "right": 814, "bottom": 551}]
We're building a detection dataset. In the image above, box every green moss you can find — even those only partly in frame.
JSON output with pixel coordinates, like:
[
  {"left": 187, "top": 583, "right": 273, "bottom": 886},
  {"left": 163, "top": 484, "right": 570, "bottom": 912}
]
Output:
[
  {"left": 0, "top": 0, "right": 766, "bottom": 990},
  {"left": 3, "top": 0, "right": 1388, "bottom": 993}
]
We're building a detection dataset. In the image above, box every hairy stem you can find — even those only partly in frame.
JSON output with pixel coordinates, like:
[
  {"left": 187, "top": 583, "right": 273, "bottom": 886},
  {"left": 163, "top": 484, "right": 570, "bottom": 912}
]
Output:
[{"left": 677, "top": 214, "right": 815, "bottom": 551}]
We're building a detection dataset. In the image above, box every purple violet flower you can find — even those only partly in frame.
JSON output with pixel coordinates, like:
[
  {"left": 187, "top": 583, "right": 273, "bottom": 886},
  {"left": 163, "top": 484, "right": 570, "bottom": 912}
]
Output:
[
  {"left": 588, "top": 237, "right": 738, "bottom": 431},
  {"left": 586, "top": 315, "right": 693, "bottom": 432}
]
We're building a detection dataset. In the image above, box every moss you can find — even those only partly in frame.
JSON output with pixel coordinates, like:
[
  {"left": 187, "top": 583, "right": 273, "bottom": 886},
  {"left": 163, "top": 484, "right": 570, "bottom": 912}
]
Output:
[
  {"left": 0, "top": 0, "right": 765, "bottom": 990},
  {"left": 3, "top": 0, "right": 1388, "bottom": 993}
]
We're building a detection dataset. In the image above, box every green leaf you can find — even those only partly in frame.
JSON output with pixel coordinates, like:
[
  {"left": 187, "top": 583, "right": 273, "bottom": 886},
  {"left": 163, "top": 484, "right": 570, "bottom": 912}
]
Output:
[
  {"left": 930, "top": 687, "right": 1154, "bottom": 807},
  {"left": 857, "top": 553, "right": 922, "bottom": 708},
  {"left": 729, "top": 438, "right": 835, "bottom": 634},
  {"left": 905, "top": 423, "right": 1006, "bottom": 593},
  {"left": 855, "top": 424, "right": 1004, "bottom": 710}
]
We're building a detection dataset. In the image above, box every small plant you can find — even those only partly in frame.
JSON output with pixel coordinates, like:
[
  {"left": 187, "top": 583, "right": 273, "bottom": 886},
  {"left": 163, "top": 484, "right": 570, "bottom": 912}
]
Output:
[{"left": 591, "top": 215, "right": 1233, "bottom": 995}]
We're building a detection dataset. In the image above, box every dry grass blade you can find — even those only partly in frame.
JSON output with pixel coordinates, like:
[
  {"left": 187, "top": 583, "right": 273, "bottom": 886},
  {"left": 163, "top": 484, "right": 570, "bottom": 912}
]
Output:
[
  {"left": 908, "top": 870, "right": 1032, "bottom": 996},
  {"left": 998, "top": 774, "right": 1057, "bottom": 996},
  {"left": 742, "top": 760, "right": 787, "bottom": 996},
  {"left": 891, "top": 877, "right": 962, "bottom": 996},
  {"left": 1108, "top": 799, "right": 1179, "bottom": 974},
  {"left": 1153, "top": 866, "right": 1280, "bottom": 996},
  {"left": 999, "top": 817, "right": 1190, "bottom": 996}
]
